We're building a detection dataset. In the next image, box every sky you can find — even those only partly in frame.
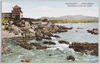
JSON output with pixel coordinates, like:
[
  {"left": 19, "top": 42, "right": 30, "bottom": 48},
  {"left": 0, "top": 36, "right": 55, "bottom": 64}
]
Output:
[{"left": 2, "top": 1, "right": 99, "bottom": 19}]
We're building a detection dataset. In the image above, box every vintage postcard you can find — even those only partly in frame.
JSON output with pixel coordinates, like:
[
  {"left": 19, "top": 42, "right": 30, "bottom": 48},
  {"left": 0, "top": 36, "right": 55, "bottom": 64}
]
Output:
[{"left": 1, "top": 1, "right": 99, "bottom": 63}]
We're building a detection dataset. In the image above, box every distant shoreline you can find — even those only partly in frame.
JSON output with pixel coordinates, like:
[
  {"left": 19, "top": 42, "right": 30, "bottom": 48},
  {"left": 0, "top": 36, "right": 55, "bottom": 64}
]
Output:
[
  {"left": 49, "top": 20, "right": 98, "bottom": 23},
  {"left": 52, "top": 22, "right": 98, "bottom": 24},
  {"left": 55, "top": 22, "right": 98, "bottom": 24}
]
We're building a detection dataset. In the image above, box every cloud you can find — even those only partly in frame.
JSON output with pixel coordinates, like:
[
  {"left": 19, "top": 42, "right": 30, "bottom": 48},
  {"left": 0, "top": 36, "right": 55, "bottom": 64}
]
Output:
[
  {"left": 2, "top": 2, "right": 98, "bottom": 19},
  {"left": 24, "top": 6, "right": 98, "bottom": 18},
  {"left": 2, "top": 2, "right": 13, "bottom": 12},
  {"left": 30, "top": 6, "right": 54, "bottom": 11}
]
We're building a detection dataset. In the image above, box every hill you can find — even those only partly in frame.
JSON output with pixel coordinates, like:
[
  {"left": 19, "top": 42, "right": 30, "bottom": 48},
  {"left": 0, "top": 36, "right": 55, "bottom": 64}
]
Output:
[{"left": 40, "top": 14, "right": 98, "bottom": 21}]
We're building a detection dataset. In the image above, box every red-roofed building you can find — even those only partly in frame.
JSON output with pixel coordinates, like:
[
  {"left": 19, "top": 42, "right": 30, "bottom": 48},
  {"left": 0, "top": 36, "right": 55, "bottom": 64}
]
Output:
[
  {"left": 2, "top": 5, "right": 23, "bottom": 19},
  {"left": 43, "top": 18, "right": 48, "bottom": 22}
]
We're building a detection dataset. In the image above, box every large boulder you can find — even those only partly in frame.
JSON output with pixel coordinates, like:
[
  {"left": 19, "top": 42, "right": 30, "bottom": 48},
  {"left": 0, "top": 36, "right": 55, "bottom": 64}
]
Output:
[
  {"left": 2, "top": 39, "right": 8, "bottom": 53},
  {"left": 4, "top": 21, "right": 9, "bottom": 25},
  {"left": 36, "top": 46, "right": 50, "bottom": 49},
  {"left": 44, "top": 32, "right": 53, "bottom": 36},
  {"left": 31, "top": 25, "right": 38, "bottom": 30},
  {"left": 9, "top": 21, "right": 14, "bottom": 25},
  {"left": 58, "top": 40, "right": 70, "bottom": 44},
  {"left": 21, "top": 59, "right": 31, "bottom": 63},
  {"left": 35, "top": 29, "right": 43, "bottom": 41},
  {"left": 50, "top": 25, "right": 59, "bottom": 33},
  {"left": 53, "top": 35, "right": 61, "bottom": 38},
  {"left": 42, "top": 27, "right": 48, "bottom": 32},
  {"left": 87, "top": 28, "right": 98, "bottom": 35},
  {"left": 69, "top": 42, "right": 98, "bottom": 56},
  {"left": 43, "top": 35, "right": 52, "bottom": 40},
  {"left": 43, "top": 41, "right": 56, "bottom": 45},
  {"left": 21, "top": 28, "right": 35, "bottom": 38},
  {"left": 37, "top": 22, "right": 44, "bottom": 29},
  {"left": 93, "top": 29, "right": 98, "bottom": 34},
  {"left": 58, "top": 29, "right": 67, "bottom": 32},
  {"left": 67, "top": 56, "right": 75, "bottom": 61},
  {"left": 16, "top": 40, "right": 33, "bottom": 50},
  {"left": 25, "top": 22, "right": 30, "bottom": 28},
  {"left": 77, "top": 27, "right": 83, "bottom": 29},
  {"left": 9, "top": 25, "right": 21, "bottom": 35},
  {"left": 58, "top": 26, "right": 68, "bottom": 29},
  {"left": 42, "top": 27, "right": 53, "bottom": 36},
  {"left": 30, "top": 43, "right": 50, "bottom": 49}
]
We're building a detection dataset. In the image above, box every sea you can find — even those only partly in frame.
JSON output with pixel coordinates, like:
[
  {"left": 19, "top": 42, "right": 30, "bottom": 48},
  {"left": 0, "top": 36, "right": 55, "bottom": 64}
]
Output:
[{"left": 1, "top": 23, "right": 99, "bottom": 63}]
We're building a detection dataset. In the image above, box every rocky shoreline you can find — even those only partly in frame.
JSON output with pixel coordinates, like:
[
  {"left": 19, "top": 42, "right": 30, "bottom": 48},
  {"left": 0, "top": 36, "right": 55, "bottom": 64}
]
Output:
[
  {"left": 87, "top": 28, "right": 98, "bottom": 35},
  {"left": 69, "top": 42, "right": 98, "bottom": 56},
  {"left": 2, "top": 36, "right": 98, "bottom": 56},
  {"left": 2, "top": 21, "right": 73, "bottom": 53},
  {"left": 2, "top": 20, "right": 99, "bottom": 62}
]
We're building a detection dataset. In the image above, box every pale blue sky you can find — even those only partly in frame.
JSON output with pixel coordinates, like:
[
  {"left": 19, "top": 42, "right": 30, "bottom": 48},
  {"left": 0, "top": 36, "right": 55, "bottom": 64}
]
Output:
[{"left": 2, "top": 1, "right": 99, "bottom": 18}]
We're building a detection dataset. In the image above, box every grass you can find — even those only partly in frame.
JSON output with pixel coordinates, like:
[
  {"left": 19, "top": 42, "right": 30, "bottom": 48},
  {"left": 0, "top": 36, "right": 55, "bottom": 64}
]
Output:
[
  {"left": 2, "top": 18, "right": 14, "bottom": 30},
  {"left": 49, "top": 20, "right": 98, "bottom": 23},
  {"left": 2, "top": 25, "right": 7, "bottom": 30},
  {"left": 2, "top": 18, "right": 14, "bottom": 25}
]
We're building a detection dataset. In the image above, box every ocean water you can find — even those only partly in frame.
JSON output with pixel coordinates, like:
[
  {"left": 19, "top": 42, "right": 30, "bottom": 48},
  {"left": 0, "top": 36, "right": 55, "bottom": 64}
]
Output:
[{"left": 1, "top": 23, "right": 98, "bottom": 63}]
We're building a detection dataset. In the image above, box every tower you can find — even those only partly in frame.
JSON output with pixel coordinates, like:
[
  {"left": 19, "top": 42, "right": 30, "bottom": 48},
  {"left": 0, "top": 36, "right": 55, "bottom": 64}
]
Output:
[{"left": 12, "top": 5, "right": 23, "bottom": 19}]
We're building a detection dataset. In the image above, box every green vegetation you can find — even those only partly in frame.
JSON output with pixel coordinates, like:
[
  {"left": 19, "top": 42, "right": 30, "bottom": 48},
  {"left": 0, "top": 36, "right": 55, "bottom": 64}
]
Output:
[
  {"left": 2, "top": 18, "right": 14, "bottom": 25},
  {"left": 2, "top": 18, "right": 14, "bottom": 30},
  {"left": 2, "top": 25, "right": 7, "bottom": 30},
  {"left": 2, "top": 18, "right": 8, "bottom": 25},
  {"left": 49, "top": 20, "right": 98, "bottom": 23}
]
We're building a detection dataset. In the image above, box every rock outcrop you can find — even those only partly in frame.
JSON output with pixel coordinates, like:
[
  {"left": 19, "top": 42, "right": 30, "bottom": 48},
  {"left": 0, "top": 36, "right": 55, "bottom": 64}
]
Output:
[
  {"left": 9, "top": 25, "right": 22, "bottom": 35},
  {"left": 2, "top": 39, "right": 8, "bottom": 53},
  {"left": 43, "top": 41, "right": 56, "bottom": 45},
  {"left": 67, "top": 56, "right": 75, "bottom": 61},
  {"left": 53, "top": 35, "right": 61, "bottom": 38},
  {"left": 69, "top": 42, "right": 98, "bottom": 56},
  {"left": 35, "top": 29, "right": 43, "bottom": 41},
  {"left": 30, "top": 43, "right": 50, "bottom": 49},
  {"left": 2, "top": 21, "right": 73, "bottom": 52},
  {"left": 21, "top": 59, "right": 31, "bottom": 63},
  {"left": 16, "top": 40, "right": 33, "bottom": 50},
  {"left": 77, "top": 27, "right": 83, "bottom": 29},
  {"left": 58, "top": 40, "right": 70, "bottom": 44},
  {"left": 87, "top": 28, "right": 98, "bottom": 35}
]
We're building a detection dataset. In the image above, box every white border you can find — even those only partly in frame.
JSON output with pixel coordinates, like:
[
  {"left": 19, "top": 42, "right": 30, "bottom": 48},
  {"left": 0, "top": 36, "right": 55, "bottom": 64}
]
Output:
[
  {"left": 0, "top": 1, "right": 1, "bottom": 63},
  {"left": 0, "top": 0, "right": 100, "bottom": 64}
]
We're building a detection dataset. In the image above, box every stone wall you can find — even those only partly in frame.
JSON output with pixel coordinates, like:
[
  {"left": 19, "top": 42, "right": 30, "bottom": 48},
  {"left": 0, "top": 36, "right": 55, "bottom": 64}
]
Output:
[{"left": 2, "top": 13, "right": 12, "bottom": 19}]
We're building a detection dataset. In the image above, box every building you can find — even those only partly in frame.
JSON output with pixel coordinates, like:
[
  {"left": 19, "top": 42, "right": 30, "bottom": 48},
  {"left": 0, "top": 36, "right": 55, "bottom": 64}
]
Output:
[
  {"left": 2, "top": 5, "right": 23, "bottom": 19},
  {"left": 43, "top": 18, "right": 48, "bottom": 22}
]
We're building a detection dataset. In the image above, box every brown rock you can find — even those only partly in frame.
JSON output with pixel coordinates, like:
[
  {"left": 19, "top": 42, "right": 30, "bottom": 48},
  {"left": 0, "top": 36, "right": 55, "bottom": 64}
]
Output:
[
  {"left": 2, "top": 39, "right": 8, "bottom": 53},
  {"left": 58, "top": 29, "right": 68, "bottom": 33},
  {"left": 21, "top": 60, "right": 25, "bottom": 62},
  {"left": 53, "top": 35, "right": 61, "bottom": 38},
  {"left": 49, "top": 54, "right": 52, "bottom": 56},
  {"left": 43, "top": 41, "right": 56, "bottom": 45},
  {"left": 30, "top": 43, "right": 50, "bottom": 49},
  {"left": 25, "top": 59, "right": 31, "bottom": 63},
  {"left": 67, "top": 56, "right": 75, "bottom": 61},
  {"left": 44, "top": 32, "right": 53, "bottom": 36},
  {"left": 36, "top": 37, "right": 42, "bottom": 41},
  {"left": 67, "top": 27, "right": 73, "bottom": 29},
  {"left": 58, "top": 40, "right": 70, "bottom": 44},
  {"left": 36, "top": 46, "right": 50, "bottom": 49},
  {"left": 43, "top": 36, "right": 52, "bottom": 40},
  {"left": 69, "top": 42, "right": 98, "bottom": 56},
  {"left": 77, "top": 27, "right": 83, "bottom": 29},
  {"left": 21, "top": 59, "right": 31, "bottom": 63},
  {"left": 87, "top": 28, "right": 98, "bottom": 35},
  {"left": 17, "top": 41, "right": 33, "bottom": 50}
]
